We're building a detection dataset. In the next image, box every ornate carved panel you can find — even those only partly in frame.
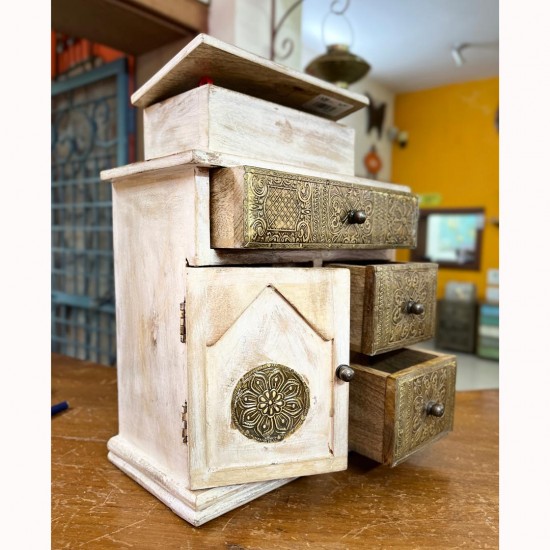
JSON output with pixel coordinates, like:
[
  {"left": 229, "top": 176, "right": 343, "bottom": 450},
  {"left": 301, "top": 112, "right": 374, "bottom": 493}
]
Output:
[
  {"left": 231, "top": 364, "right": 310, "bottom": 443},
  {"left": 372, "top": 264, "right": 437, "bottom": 354},
  {"left": 242, "top": 167, "right": 418, "bottom": 249},
  {"left": 393, "top": 361, "right": 456, "bottom": 463}
]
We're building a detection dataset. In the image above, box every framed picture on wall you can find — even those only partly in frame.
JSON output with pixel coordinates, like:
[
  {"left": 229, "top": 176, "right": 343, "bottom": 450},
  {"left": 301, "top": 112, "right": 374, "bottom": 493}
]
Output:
[{"left": 411, "top": 208, "right": 485, "bottom": 270}]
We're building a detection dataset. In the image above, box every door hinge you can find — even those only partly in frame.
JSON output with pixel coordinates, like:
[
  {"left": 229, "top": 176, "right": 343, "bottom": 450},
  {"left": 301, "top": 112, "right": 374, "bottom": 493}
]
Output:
[
  {"left": 180, "top": 301, "right": 186, "bottom": 343},
  {"left": 181, "top": 402, "right": 188, "bottom": 444}
]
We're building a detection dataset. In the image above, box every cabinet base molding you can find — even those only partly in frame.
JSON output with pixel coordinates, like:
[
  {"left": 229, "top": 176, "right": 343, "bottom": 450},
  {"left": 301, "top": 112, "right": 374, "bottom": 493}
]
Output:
[{"left": 107, "top": 436, "right": 295, "bottom": 526}]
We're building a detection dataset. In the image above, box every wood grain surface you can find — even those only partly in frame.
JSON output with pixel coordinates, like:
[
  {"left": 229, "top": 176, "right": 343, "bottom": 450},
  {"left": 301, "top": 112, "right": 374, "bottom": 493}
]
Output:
[
  {"left": 131, "top": 34, "right": 369, "bottom": 119},
  {"left": 52, "top": 353, "right": 498, "bottom": 549},
  {"left": 143, "top": 85, "right": 355, "bottom": 174}
]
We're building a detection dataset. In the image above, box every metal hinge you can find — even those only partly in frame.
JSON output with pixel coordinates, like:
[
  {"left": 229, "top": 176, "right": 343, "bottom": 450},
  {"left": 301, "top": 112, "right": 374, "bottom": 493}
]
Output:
[
  {"left": 181, "top": 402, "right": 188, "bottom": 444},
  {"left": 180, "top": 301, "right": 186, "bottom": 343}
]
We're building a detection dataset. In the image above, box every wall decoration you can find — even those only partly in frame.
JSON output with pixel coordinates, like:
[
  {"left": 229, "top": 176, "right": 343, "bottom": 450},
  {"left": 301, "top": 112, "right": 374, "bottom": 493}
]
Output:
[
  {"left": 365, "top": 94, "right": 386, "bottom": 138},
  {"left": 387, "top": 126, "right": 409, "bottom": 148},
  {"left": 364, "top": 145, "right": 382, "bottom": 179}
]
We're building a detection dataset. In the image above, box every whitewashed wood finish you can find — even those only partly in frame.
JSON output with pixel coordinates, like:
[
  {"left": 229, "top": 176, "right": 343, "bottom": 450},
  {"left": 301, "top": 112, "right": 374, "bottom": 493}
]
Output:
[
  {"left": 131, "top": 33, "right": 369, "bottom": 120},
  {"left": 185, "top": 267, "right": 350, "bottom": 490},
  {"left": 107, "top": 436, "right": 295, "bottom": 526},
  {"left": 110, "top": 168, "right": 304, "bottom": 524},
  {"left": 100, "top": 148, "right": 410, "bottom": 193},
  {"left": 143, "top": 84, "right": 355, "bottom": 174},
  {"left": 112, "top": 169, "right": 193, "bottom": 485}
]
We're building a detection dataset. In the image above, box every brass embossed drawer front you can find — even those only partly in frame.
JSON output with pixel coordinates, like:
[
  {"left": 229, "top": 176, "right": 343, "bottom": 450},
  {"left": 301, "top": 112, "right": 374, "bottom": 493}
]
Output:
[
  {"left": 210, "top": 166, "right": 418, "bottom": 250},
  {"left": 391, "top": 357, "right": 456, "bottom": 464},
  {"left": 348, "top": 348, "right": 456, "bottom": 466},
  {"left": 331, "top": 262, "right": 437, "bottom": 355}
]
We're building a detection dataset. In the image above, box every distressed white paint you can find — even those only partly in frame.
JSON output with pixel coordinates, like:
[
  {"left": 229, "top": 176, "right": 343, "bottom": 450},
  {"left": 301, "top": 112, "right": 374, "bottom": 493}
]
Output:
[
  {"left": 185, "top": 267, "right": 350, "bottom": 489},
  {"left": 143, "top": 84, "right": 355, "bottom": 174}
]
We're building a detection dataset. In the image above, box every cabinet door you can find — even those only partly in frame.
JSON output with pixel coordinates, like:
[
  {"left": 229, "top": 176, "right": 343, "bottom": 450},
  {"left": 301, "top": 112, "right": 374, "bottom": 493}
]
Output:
[{"left": 185, "top": 267, "right": 350, "bottom": 490}]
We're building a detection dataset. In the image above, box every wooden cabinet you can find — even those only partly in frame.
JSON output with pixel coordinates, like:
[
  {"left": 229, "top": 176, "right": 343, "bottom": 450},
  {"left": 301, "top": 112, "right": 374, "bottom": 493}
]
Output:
[
  {"left": 435, "top": 299, "right": 478, "bottom": 353},
  {"left": 101, "top": 33, "right": 455, "bottom": 526},
  {"left": 348, "top": 349, "right": 456, "bottom": 466},
  {"left": 52, "top": 0, "right": 206, "bottom": 56}
]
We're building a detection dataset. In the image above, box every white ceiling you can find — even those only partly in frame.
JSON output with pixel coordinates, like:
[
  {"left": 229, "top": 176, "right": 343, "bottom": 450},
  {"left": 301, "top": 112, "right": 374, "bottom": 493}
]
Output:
[{"left": 301, "top": 0, "right": 499, "bottom": 93}]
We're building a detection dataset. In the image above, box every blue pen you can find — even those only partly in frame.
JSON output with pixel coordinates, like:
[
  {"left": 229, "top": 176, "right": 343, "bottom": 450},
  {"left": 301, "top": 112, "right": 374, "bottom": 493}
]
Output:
[{"left": 51, "top": 401, "right": 69, "bottom": 416}]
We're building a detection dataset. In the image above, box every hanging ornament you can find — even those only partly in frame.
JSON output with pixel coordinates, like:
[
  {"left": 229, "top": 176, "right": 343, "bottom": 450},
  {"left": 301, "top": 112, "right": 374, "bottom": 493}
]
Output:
[
  {"left": 365, "top": 94, "right": 386, "bottom": 139},
  {"left": 304, "top": 0, "right": 371, "bottom": 88},
  {"left": 364, "top": 145, "right": 382, "bottom": 179}
]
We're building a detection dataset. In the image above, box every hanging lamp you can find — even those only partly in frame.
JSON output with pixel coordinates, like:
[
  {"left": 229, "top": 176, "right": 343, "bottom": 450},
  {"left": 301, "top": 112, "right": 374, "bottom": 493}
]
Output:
[{"left": 305, "top": 0, "right": 370, "bottom": 88}]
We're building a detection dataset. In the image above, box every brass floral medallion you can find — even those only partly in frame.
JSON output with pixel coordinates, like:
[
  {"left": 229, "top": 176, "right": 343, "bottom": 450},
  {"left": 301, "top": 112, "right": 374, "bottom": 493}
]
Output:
[{"left": 231, "top": 364, "right": 310, "bottom": 443}]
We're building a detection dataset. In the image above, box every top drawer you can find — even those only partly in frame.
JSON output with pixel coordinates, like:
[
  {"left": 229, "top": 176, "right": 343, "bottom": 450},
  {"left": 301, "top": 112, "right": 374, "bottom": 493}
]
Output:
[{"left": 210, "top": 166, "right": 419, "bottom": 250}]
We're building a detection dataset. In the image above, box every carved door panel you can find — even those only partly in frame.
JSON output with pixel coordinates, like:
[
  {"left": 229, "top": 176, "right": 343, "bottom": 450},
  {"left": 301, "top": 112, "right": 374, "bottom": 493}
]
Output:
[{"left": 185, "top": 267, "right": 350, "bottom": 490}]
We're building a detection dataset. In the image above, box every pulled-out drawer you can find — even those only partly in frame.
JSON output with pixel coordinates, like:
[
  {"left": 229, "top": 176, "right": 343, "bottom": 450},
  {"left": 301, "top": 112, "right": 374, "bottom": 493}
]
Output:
[
  {"left": 348, "top": 348, "right": 456, "bottom": 466},
  {"left": 331, "top": 262, "right": 437, "bottom": 355},
  {"left": 210, "top": 166, "right": 418, "bottom": 250}
]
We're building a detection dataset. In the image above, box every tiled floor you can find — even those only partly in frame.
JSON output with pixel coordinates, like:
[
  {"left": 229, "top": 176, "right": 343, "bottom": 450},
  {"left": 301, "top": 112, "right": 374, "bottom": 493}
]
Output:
[{"left": 411, "top": 339, "right": 499, "bottom": 391}]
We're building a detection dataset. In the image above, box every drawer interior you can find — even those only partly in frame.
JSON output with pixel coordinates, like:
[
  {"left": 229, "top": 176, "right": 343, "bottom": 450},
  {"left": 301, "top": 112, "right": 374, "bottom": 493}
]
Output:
[{"left": 350, "top": 348, "right": 443, "bottom": 375}]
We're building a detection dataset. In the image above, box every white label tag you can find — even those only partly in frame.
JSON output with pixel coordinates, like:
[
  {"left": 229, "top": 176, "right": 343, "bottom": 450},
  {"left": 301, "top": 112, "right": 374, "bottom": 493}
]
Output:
[{"left": 302, "top": 94, "right": 354, "bottom": 118}]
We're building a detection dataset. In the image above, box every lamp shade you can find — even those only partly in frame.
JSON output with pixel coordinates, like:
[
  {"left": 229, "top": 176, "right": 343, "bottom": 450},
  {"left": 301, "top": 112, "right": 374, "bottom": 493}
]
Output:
[{"left": 305, "top": 44, "right": 370, "bottom": 88}]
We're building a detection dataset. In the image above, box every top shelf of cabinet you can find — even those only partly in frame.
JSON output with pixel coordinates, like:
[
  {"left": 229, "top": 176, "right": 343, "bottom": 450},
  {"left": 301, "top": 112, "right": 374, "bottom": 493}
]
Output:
[{"left": 132, "top": 33, "right": 370, "bottom": 120}]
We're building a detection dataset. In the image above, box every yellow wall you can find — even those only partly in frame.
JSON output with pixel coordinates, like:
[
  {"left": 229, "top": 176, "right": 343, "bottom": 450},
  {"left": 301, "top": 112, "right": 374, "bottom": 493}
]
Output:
[{"left": 392, "top": 77, "right": 499, "bottom": 300}]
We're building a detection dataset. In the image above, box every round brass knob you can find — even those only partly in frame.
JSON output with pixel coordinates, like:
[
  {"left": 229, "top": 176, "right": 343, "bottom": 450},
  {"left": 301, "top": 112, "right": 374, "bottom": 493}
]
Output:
[
  {"left": 347, "top": 210, "right": 367, "bottom": 224},
  {"left": 427, "top": 402, "right": 445, "bottom": 417},
  {"left": 407, "top": 300, "right": 425, "bottom": 315},
  {"left": 336, "top": 364, "right": 355, "bottom": 382}
]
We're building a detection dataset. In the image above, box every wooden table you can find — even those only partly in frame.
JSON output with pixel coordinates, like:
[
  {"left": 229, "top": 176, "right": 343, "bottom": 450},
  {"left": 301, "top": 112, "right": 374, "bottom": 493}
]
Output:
[{"left": 51, "top": 353, "right": 498, "bottom": 549}]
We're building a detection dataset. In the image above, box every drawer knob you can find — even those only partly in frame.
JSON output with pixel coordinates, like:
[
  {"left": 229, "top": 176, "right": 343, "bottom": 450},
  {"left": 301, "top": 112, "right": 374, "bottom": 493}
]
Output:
[
  {"left": 336, "top": 364, "right": 355, "bottom": 382},
  {"left": 347, "top": 210, "right": 367, "bottom": 224},
  {"left": 427, "top": 402, "right": 445, "bottom": 417},
  {"left": 407, "top": 300, "right": 425, "bottom": 315}
]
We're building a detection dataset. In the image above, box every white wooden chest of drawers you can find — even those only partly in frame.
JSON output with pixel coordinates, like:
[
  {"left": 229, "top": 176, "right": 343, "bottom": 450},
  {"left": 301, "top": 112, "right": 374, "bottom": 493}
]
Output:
[{"left": 101, "top": 33, "right": 454, "bottom": 526}]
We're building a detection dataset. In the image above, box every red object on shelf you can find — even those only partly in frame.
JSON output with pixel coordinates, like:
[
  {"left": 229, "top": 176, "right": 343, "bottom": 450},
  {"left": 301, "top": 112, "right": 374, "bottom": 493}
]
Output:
[
  {"left": 364, "top": 145, "right": 382, "bottom": 177},
  {"left": 199, "top": 76, "right": 214, "bottom": 86}
]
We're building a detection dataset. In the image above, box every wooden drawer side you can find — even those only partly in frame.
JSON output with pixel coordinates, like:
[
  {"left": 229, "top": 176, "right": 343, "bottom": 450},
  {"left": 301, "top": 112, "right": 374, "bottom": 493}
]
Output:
[{"left": 348, "top": 365, "right": 388, "bottom": 462}]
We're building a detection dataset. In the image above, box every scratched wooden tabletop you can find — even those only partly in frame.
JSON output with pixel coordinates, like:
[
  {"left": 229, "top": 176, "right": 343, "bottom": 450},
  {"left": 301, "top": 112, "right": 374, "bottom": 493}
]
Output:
[{"left": 51, "top": 353, "right": 498, "bottom": 549}]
